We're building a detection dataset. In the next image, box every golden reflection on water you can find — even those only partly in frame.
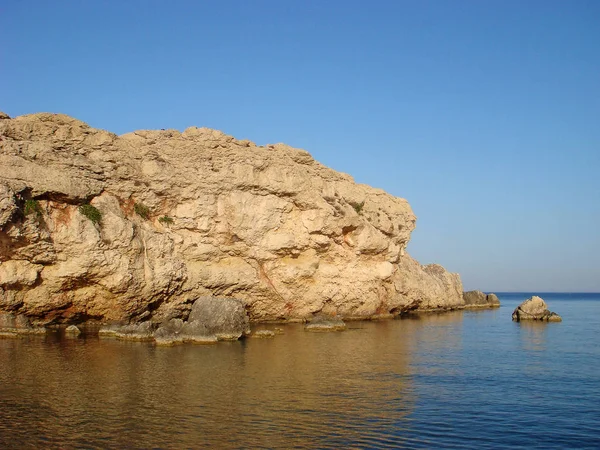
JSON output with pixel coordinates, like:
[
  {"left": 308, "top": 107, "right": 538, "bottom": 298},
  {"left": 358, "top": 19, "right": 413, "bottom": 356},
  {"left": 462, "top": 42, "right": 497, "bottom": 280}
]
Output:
[{"left": 0, "top": 314, "right": 471, "bottom": 449}]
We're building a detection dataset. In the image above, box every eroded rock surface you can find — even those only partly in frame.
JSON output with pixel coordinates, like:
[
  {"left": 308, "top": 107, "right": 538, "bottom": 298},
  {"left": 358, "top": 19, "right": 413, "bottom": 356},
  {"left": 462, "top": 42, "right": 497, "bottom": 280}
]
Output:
[
  {"left": 0, "top": 112, "right": 466, "bottom": 327},
  {"left": 512, "top": 296, "right": 562, "bottom": 322}
]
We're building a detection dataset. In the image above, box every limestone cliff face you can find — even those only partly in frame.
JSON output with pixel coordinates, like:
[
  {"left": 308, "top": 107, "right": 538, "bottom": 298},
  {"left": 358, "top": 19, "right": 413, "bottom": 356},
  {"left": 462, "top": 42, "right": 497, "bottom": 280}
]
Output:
[{"left": 0, "top": 112, "right": 463, "bottom": 326}]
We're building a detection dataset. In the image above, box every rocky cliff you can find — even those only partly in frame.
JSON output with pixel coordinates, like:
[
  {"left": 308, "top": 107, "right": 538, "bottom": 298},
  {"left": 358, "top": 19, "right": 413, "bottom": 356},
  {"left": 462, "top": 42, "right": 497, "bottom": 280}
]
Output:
[{"left": 0, "top": 112, "right": 464, "bottom": 327}]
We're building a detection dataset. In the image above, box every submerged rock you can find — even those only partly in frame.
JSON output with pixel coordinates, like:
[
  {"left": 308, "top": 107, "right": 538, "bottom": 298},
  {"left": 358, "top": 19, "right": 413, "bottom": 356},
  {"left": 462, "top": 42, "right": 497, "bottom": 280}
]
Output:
[
  {"left": 251, "top": 329, "right": 276, "bottom": 338},
  {"left": 99, "top": 322, "right": 155, "bottom": 341},
  {"left": 305, "top": 315, "right": 346, "bottom": 332},
  {"left": 512, "top": 296, "right": 562, "bottom": 322}
]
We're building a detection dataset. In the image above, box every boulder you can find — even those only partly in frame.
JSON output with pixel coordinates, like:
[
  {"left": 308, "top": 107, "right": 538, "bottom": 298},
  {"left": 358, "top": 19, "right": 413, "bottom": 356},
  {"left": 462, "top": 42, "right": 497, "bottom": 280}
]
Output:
[
  {"left": 486, "top": 293, "right": 500, "bottom": 306},
  {"left": 463, "top": 290, "right": 501, "bottom": 308},
  {"left": 186, "top": 296, "right": 250, "bottom": 340},
  {"left": 305, "top": 315, "right": 346, "bottom": 332},
  {"left": 64, "top": 324, "right": 81, "bottom": 337},
  {"left": 154, "top": 317, "right": 219, "bottom": 345},
  {"left": 179, "top": 320, "right": 218, "bottom": 344},
  {"left": 127, "top": 297, "right": 249, "bottom": 345},
  {"left": 154, "top": 318, "right": 186, "bottom": 345},
  {"left": 512, "top": 296, "right": 562, "bottom": 322}
]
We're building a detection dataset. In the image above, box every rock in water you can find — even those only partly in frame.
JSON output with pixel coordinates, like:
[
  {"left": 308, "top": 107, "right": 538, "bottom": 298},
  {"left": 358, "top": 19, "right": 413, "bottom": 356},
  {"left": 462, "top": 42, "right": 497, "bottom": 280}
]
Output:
[
  {"left": 153, "top": 318, "right": 186, "bottom": 345},
  {"left": 486, "top": 293, "right": 500, "bottom": 306},
  {"left": 463, "top": 290, "right": 501, "bottom": 308},
  {"left": 153, "top": 296, "right": 250, "bottom": 344},
  {"left": 0, "top": 312, "right": 45, "bottom": 336},
  {"left": 186, "top": 296, "right": 250, "bottom": 340},
  {"left": 305, "top": 315, "right": 346, "bottom": 332},
  {"left": 98, "top": 322, "right": 155, "bottom": 341},
  {"left": 512, "top": 296, "right": 562, "bottom": 322},
  {"left": 251, "top": 329, "right": 276, "bottom": 338},
  {"left": 0, "top": 112, "right": 465, "bottom": 326},
  {"left": 64, "top": 324, "right": 81, "bottom": 337}
]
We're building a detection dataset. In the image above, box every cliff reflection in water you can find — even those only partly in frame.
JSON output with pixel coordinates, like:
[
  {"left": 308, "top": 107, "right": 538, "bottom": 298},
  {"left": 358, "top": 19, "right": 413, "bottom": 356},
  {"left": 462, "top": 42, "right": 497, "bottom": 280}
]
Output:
[
  {"left": 0, "top": 319, "right": 437, "bottom": 449},
  {"left": 4, "top": 301, "right": 599, "bottom": 449}
]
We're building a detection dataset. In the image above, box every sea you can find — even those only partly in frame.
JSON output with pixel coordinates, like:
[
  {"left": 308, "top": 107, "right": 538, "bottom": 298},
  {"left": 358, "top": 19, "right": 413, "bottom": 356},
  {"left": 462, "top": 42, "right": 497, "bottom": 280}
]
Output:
[{"left": 1, "top": 293, "right": 599, "bottom": 449}]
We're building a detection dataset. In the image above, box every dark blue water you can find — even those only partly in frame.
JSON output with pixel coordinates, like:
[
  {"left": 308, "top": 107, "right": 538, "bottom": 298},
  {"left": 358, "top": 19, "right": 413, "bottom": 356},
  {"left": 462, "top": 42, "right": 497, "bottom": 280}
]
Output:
[
  {"left": 1, "top": 293, "right": 599, "bottom": 449},
  {"left": 403, "top": 293, "right": 600, "bottom": 449}
]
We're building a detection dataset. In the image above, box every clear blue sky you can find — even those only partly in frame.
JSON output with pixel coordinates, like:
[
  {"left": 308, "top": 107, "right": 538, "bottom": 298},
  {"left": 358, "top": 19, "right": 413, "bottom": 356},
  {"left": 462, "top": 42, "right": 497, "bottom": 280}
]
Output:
[{"left": 2, "top": 0, "right": 599, "bottom": 292}]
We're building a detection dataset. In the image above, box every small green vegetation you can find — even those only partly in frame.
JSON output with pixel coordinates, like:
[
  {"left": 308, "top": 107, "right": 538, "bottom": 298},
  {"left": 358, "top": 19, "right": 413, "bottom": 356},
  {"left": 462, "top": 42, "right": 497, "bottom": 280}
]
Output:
[
  {"left": 24, "top": 199, "right": 43, "bottom": 217},
  {"left": 353, "top": 201, "right": 365, "bottom": 214},
  {"left": 158, "top": 215, "right": 174, "bottom": 225},
  {"left": 134, "top": 202, "right": 151, "bottom": 220},
  {"left": 79, "top": 204, "right": 102, "bottom": 224}
]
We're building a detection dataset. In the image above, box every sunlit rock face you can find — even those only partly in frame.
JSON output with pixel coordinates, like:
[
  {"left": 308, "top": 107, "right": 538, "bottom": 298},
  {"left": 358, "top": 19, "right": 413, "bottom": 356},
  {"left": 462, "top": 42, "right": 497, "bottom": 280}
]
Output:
[
  {"left": 0, "top": 112, "right": 464, "bottom": 326},
  {"left": 512, "top": 296, "right": 562, "bottom": 322}
]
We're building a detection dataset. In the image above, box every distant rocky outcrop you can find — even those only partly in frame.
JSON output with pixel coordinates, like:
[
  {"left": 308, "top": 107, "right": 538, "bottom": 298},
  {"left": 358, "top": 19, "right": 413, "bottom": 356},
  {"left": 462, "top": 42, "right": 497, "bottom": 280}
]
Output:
[
  {"left": 463, "top": 290, "right": 501, "bottom": 308},
  {"left": 0, "top": 111, "right": 469, "bottom": 329},
  {"left": 512, "top": 296, "right": 562, "bottom": 322}
]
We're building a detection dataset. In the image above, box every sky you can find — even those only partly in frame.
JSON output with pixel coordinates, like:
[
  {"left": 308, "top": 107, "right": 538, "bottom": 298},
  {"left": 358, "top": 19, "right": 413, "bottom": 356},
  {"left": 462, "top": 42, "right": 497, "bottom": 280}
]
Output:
[{"left": 1, "top": 0, "right": 599, "bottom": 292}]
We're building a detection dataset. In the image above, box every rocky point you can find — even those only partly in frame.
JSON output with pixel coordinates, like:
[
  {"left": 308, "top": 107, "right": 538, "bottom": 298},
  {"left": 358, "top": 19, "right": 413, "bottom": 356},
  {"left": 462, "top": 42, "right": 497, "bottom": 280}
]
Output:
[{"left": 0, "top": 111, "right": 468, "bottom": 332}]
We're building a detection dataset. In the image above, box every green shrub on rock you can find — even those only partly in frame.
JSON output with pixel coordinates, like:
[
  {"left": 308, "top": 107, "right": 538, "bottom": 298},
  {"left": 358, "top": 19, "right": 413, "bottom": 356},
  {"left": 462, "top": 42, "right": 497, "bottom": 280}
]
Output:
[
  {"left": 158, "top": 215, "right": 174, "bottom": 225},
  {"left": 353, "top": 201, "right": 365, "bottom": 214},
  {"left": 79, "top": 204, "right": 102, "bottom": 224},
  {"left": 134, "top": 202, "right": 150, "bottom": 220},
  {"left": 24, "top": 199, "right": 43, "bottom": 218}
]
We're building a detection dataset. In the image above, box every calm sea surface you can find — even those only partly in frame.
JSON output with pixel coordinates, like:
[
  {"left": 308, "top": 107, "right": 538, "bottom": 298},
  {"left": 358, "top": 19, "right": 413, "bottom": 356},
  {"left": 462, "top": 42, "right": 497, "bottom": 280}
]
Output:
[{"left": 1, "top": 293, "right": 599, "bottom": 449}]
